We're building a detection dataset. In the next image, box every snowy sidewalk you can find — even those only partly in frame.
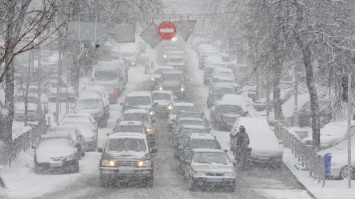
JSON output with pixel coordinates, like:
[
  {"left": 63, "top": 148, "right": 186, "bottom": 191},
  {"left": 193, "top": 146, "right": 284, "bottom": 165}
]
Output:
[{"left": 283, "top": 148, "right": 355, "bottom": 199}]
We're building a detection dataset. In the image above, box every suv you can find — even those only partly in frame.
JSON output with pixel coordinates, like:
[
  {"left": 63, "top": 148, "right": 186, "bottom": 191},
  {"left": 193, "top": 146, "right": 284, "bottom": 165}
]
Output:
[
  {"left": 207, "top": 83, "right": 236, "bottom": 108},
  {"left": 168, "top": 102, "right": 196, "bottom": 128},
  {"left": 121, "top": 91, "right": 155, "bottom": 116},
  {"left": 179, "top": 133, "right": 222, "bottom": 162},
  {"left": 113, "top": 121, "right": 155, "bottom": 147},
  {"left": 120, "top": 109, "right": 156, "bottom": 135},
  {"left": 98, "top": 133, "right": 157, "bottom": 187},
  {"left": 175, "top": 111, "right": 209, "bottom": 129},
  {"left": 159, "top": 70, "right": 187, "bottom": 98},
  {"left": 152, "top": 90, "right": 176, "bottom": 117}
]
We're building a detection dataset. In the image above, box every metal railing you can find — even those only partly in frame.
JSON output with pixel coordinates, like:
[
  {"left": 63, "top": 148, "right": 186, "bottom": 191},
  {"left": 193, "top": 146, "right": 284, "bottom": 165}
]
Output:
[
  {"left": 0, "top": 124, "right": 50, "bottom": 166},
  {"left": 276, "top": 122, "right": 326, "bottom": 187}
]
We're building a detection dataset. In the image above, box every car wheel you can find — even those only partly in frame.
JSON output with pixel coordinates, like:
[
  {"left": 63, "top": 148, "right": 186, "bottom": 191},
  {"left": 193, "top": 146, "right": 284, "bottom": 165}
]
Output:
[
  {"left": 146, "top": 177, "right": 154, "bottom": 187},
  {"left": 340, "top": 166, "right": 353, "bottom": 180},
  {"left": 100, "top": 177, "right": 111, "bottom": 187},
  {"left": 73, "top": 162, "right": 80, "bottom": 173},
  {"left": 188, "top": 177, "right": 197, "bottom": 191}
]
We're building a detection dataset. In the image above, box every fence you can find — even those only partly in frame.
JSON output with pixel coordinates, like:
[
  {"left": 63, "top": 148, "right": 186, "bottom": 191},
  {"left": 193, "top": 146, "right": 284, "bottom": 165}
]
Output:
[
  {"left": 276, "top": 122, "right": 326, "bottom": 187},
  {"left": 0, "top": 124, "right": 50, "bottom": 166}
]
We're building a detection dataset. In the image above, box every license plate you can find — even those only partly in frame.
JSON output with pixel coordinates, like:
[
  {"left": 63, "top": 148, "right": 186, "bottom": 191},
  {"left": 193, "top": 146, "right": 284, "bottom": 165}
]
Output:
[
  {"left": 119, "top": 168, "right": 134, "bottom": 174},
  {"left": 207, "top": 178, "right": 223, "bottom": 182},
  {"left": 50, "top": 162, "right": 63, "bottom": 167}
]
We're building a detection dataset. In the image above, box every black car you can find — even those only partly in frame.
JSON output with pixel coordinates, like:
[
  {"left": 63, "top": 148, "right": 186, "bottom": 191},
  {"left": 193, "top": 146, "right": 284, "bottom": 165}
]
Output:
[{"left": 159, "top": 70, "right": 187, "bottom": 98}]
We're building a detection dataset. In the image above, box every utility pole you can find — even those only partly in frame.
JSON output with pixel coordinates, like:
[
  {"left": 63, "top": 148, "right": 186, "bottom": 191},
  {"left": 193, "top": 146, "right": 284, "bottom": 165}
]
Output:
[
  {"left": 293, "top": 65, "right": 299, "bottom": 127},
  {"left": 347, "top": 72, "right": 352, "bottom": 188},
  {"left": 56, "top": 46, "right": 62, "bottom": 125},
  {"left": 36, "top": 48, "right": 43, "bottom": 124}
]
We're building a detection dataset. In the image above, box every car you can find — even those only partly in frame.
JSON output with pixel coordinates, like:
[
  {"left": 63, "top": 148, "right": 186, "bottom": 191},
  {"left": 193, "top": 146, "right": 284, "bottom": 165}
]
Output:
[
  {"left": 98, "top": 133, "right": 157, "bottom": 187},
  {"left": 120, "top": 109, "right": 156, "bottom": 135},
  {"left": 14, "top": 94, "right": 44, "bottom": 122},
  {"left": 207, "top": 83, "right": 236, "bottom": 108},
  {"left": 168, "top": 102, "right": 196, "bottom": 128},
  {"left": 210, "top": 94, "right": 248, "bottom": 130},
  {"left": 298, "top": 100, "right": 332, "bottom": 127},
  {"left": 95, "top": 82, "right": 119, "bottom": 104},
  {"left": 159, "top": 70, "right": 187, "bottom": 98},
  {"left": 61, "top": 123, "right": 98, "bottom": 151},
  {"left": 230, "top": 117, "right": 283, "bottom": 168},
  {"left": 81, "top": 86, "right": 110, "bottom": 112},
  {"left": 121, "top": 91, "right": 155, "bottom": 116},
  {"left": 93, "top": 60, "right": 126, "bottom": 94},
  {"left": 113, "top": 121, "right": 155, "bottom": 147},
  {"left": 33, "top": 133, "right": 80, "bottom": 174},
  {"left": 181, "top": 149, "right": 236, "bottom": 191},
  {"left": 167, "top": 55, "right": 186, "bottom": 71},
  {"left": 302, "top": 121, "right": 355, "bottom": 149},
  {"left": 60, "top": 113, "right": 98, "bottom": 136},
  {"left": 47, "top": 126, "right": 86, "bottom": 158},
  {"left": 149, "top": 66, "right": 173, "bottom": 90},
  {"left": 175, "top": 111, "right": 209, "bottom": 129},
  {"left": 173, "top": 125, "right": 209, "bottom": 157},
  {"left": 172, "top": 117, "right": 206, "bottom": 133},
  {"left": 45, "top": 79, "right": 76, "bottom": 103},
  {"left": 15, "top": 84, "right": 49, "bottom": 114},
  {"left": 152, "top": 90, "right": 176, "bottom": 117},
  {"left": 74, "top": 93, "right": 109, "bottom": 127},
  {"left": 210, "top": 67, "right": 235, "bottom": 84},
  {"left": 179, "top": 133, "right": 222, "bottom": 163},
  {"left": 318, "top": 135, "right": 355, "bottom": 180},
  {"left": 203, "top": 62, "right": 228, "bottom": 85}
]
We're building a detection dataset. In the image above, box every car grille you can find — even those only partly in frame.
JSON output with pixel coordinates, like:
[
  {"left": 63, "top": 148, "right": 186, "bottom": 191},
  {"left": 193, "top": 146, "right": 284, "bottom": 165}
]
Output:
[
  {"left": 206, "top": 173, "right": 224, "bottom": 176},
  {"left": 163, "top": 86, "right": 180, "bottom": 92},
  {"left": 115, "top": 160, "right": 137, "bottom": 166}
]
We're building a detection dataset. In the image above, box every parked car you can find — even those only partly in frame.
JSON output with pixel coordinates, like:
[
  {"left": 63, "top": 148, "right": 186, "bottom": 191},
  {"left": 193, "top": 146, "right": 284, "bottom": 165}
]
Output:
[
  {"left": 318, "top": 135, "right": 355, "bottom": 180},
  {"left": 181, "top": 149, "right": 236, "bottom": 191},
  {"left": 149, "top": 66, "right": 173, "bottom": 90},
  {"left": 152, "top": 90, "right": 176, "bottom": 117},
  {"left": 302, "top": 121, "right": 355, "bottom": 149},
  {"left": 74, "top": 93, "right": 109, "bottom": 127},
  {"left": 203, "top": 62, "right": 228, "bottom": 85},
  {"left": 159, "top": 70, "right": 187, "bottom": 98},
  {"left": 61, "top": 123, "right": 97, "bottom": 151},
  {"left": 230, "top": 117, "right": 283, "bottom": 168},
  {"left": 93, "top": 60, "right": 126, "bottom": 95},
  {"left": 45, "top": 80, "right": 76, "bottom": 103},
  {"left": 179, "top": 133, "right": 221, "bottom": 163},
  {"left": 81, "top": 86, "right": 110, "bottom": 112},
  {"left": 47, "top": 126, "right": 86, "bottom": 158},
  {"left": 15, "top": 84, "right": 49, "bottom": 114},
  {"left": 207, "top": 82, "right": 236, "bottom": 108},
  {"left": 121, "top": 91, "right": 155, "bottom": 116},
  {"left": 60, "top": 113, "right": 98, "bottom": 136},
  {"left": 168, "top": 102, "right": 196, "bottom": 128},
  {"left": 210, "top": 67, "right": 235, "bottom": 84},
  {"left": 210, "top": 94, "right": 248, "bottom": 130},
  {"left": 14, "top": 94, "right": 44, "bottom": 122},
  {"left": 98, "top": 133, "right": 157, "bottom": 187},
  {"left": 33, "top": 133, "right": 80, "bottom": 174},
  {"left": 95, "top": 82, "right": 119, "bottom": 104}
]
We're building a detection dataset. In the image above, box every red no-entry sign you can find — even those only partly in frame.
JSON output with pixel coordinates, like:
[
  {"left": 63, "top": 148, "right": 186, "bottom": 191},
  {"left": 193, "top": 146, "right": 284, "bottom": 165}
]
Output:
[{"left": 157, "top": 21, "right": 176, "bottom": 40}]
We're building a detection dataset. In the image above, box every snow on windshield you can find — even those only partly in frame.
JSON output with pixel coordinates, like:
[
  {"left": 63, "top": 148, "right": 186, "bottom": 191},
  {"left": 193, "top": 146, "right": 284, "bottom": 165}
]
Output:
[
  {"left": 107, "top": 139, "right": 146, "bottom": 152},
  {"left": 193, "top": 152, "right": 228, "bottom": 165}
]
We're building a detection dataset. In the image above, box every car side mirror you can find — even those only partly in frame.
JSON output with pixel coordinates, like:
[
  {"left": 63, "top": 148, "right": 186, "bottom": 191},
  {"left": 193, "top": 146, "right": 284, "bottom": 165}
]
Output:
[
  {"left": 151, "top": 148, "right": 158, "bottom": 153},
  {"left": 223, "top": 149, "right": 228, "bottom": 153},
  {"left": 97, "top": 148, "right": 103, "bottom": 153},
  {"left": 32, "top": 145, "right": 36, "bottom": 150}
]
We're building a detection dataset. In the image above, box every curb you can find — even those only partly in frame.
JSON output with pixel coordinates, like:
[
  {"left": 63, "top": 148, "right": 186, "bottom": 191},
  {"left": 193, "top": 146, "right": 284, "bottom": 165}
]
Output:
[{"left": 282, "top": 161, "right": 317, "bottom": 199}]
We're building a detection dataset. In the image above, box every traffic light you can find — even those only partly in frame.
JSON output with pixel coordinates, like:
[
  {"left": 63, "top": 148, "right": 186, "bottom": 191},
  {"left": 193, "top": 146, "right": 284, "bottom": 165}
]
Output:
[{"left": 342, "top": 76, "right": 348, "bottom": 102}]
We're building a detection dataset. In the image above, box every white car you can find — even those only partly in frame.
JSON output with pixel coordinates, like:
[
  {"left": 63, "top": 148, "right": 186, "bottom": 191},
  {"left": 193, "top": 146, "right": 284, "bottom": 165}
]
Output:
[
  {"left": 168, "top": 102, "right": 196, "bottom": 128},
  {"left": 302, "top": 121, "right": 355, "bottom": 149},
  {"left": 152, "top": 90, "right": 176, "bottom": 116},
  {"left": 318, "top": 135, "right": 355, "bottom": 179},
  {"left": 167, "top": 55, "right": 186, "bottom": 71},
  {"left": 230, "top": 117, "right": 283, "bottom": 168},
  {"left": 60, "top": 113, "right": 98, "bottom": 135},
  {"left": 81, "top": 86, "right": 110, "bottom": 112},
  {"left": 61, "top": 123, "right": 97, "bottom": 151},
  {"left": 210, "top": 67, "right": 235, "bottom": 84}
]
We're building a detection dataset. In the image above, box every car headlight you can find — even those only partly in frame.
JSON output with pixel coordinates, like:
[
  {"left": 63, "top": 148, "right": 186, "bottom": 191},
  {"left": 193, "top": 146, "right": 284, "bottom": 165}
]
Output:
[
  {"left": 193, "top": 171, "right": 206, "bottom": 177},
  {"left": 181, "top": 85, "right": 185, "bottom": 92},
  {"left": 138, "top": 160, "right": 151, "bottom": 167},
  {"left": 167, "top": 104, "right": 173, "bottom": 110},
  {"left": 101, "top": 160, "right": 115, "bottom": 167},
  {"left": 146, "top": 127, "right": 154, "bottom": 133},
  {"left": 163, "top": 54, "right": 167, "bottom": 58},
  {"left": 131, "top": 62, "right": 135, "bottom": 65},
  {"left": 151, "top": 77, "right": 156, "bottom": 81},
  {"left": 224, "top": 172, "right": 236, "bottom": 177},
  {"left": 149, "top": 111, "right": 155, "bottom": 116},
  {"left": 159, "top": 85, "right": 163, "bottom": 90}
]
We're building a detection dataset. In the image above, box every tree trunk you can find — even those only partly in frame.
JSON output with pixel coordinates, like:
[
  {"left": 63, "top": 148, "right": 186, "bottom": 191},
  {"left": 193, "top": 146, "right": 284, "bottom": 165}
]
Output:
[
  {"left": 4, "top": 52, "right": 14, "bottom": 143},
  {"left": 272, "top": 57, "right": 284, "bottom": 121}
]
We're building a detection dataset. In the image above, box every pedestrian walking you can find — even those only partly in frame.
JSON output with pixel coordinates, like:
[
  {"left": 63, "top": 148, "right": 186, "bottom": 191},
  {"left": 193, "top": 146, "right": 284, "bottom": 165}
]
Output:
[{"left": 234, "top": 125, "right": 250, "bottom": 170}]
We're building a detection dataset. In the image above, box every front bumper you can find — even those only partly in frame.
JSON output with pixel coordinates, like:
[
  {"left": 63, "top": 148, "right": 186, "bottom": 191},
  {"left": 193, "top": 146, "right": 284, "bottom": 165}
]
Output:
[
  {"left": 191, "top": 176, "right": 236, "bottom": 187},
  {"left": 35, "top": 159, "right": 78, "bottom": 172},
  {"left": 100, "top": 167, "right": 153, "bottom": 179}
]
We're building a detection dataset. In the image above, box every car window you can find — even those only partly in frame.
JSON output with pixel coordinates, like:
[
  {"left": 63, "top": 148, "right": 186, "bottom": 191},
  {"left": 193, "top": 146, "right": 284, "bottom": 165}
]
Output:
[
  {"left": 76, "top": 98, "right": 102, "bottom": 109},
  {"left": 106, "top": 138, "right": 147, "bottom": 152},
  {"left": 126, "top": 96, "right": 152, "bottom": 106},
  {"left": 193, "top": 152, "right": 228, "bottom": 165}
]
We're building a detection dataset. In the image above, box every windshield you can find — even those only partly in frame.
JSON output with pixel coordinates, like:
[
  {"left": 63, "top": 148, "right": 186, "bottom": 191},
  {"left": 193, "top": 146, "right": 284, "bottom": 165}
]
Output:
[
  {"left": 123, "top": 113, "right": 149, "bottom": 122},
  {"left": 214, "top": 71, "right": 233, "bottom": 79},
  {"left": 38, "top": 137, "right": 73, "bottom": 149},
  {"left": 180, "top": 128, "right": 208, "bottom": 135},
  {"left": 107, "top": 138, "right": 147, "bottom": 152},
  {"left": 215, "top": 88, "right": 233, "bottom": 96},
  {"left": 172, "top": 106, "right": 195, "bottom": 114},
  {"left": 193, "top": 152, "right": 228, "bottom": 165},
  {"left": 169, "top": 57, "right": 184, "bottom": 63},
  {"left": 76, "top": 98, "right": 102, "bottom": 109},
  {"left": 162, "top": 74, "right": 183, "bottom": 82},
  {"left": 189, "top": 140, "right": 220, "bottom": 149},
  {"left": 153, "top": 69, "right": 166, "bottom": 75},
  {"left": 94, "top": 71, "right": 118, "bottom": 81},
  {"left": 217, "top": 105, "right": 243, "bottom": 114},
  {"left": 178, "top": 120, "right": 204, "bottom": 127},
  {"left": 152, "top": 93, "right": 171, "bottom": 100},
  {"left": 113, "top": 125, "right": 143, "bottom": 133},
  {"left": 126, "top": 96, "right": 152, "bottom": 106}
]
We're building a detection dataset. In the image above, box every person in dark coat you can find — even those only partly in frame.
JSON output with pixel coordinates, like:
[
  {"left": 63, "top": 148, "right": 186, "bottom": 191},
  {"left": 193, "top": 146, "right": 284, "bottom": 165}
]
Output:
[{"left": 235, "top": 125, "right": 250, "bottom": 170}]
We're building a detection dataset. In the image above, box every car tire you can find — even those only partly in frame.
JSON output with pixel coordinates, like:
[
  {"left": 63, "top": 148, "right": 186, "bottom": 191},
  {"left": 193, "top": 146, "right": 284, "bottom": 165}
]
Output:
[
  {"left": 73, "top": 162, "right": 80, "bottom": 173},
  {"left": 339, "top": 166, "right": 353, "bottom": 180}
]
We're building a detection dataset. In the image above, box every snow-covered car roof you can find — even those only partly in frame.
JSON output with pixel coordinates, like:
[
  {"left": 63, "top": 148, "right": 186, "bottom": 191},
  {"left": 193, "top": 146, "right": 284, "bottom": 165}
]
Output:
[
  {"left": 123, "top": 109, "right": 149, "bottom": 114},
  {"left": 177, "top": 117, "right": 204, "bottom": 122},
  {"left": 152, "top": 90, "right": 173, "bottom": 95},
  {"left": 118, "top": 121, "right": 144, "bottom": 126},
  {"left": 213, "top": 66, "right": 233, "bottom": 73},
  {"left": 189, "top": 133, "right": 215, "bottom": 140},
  {"left": 173, "top": 102, "right": 195, "bottom": 107},
  {"left": 205, "top": 55, "right": 223, "bottom": 63},
  {"left": 218, "top": 94, "right": 247, "bottom": 109},
  {"left": 213, "top": 83, "right": 234, "bottom": 89},
  {"left": 126, "top": 91, "right": 151, "bottom": 97},
  {"left": 192, "top": 148, "right": 226, "bottom": 153},
  {"left": 168, "top": 55, "right": 184, "bottom": 59},
  {"left": 109, "top": 132, "right": 146, "bottom": 139},
  {"left": 84, "top": 86, "right": 105, "bottom": 92},
  {"left": 78, "top": 92, "right": 102, "bottom": 100},
  {"left": 163, "top": 70, "right": 184, "bottom": 75},
  {"left": 154, "top": 66, "right": 174, "bottom": 70},
  {"left": 180, "top": 125, "right": 206, "bottom": 130}
]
